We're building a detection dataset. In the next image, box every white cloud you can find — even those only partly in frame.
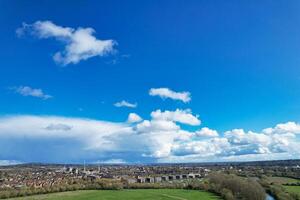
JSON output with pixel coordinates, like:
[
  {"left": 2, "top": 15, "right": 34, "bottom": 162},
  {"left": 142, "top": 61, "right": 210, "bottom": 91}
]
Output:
[
  {"left": 263, "top": 121, "right": 300, "bottom": 135},
  {"left": 132, "top": 109, "right": 200, "bottom": 158},
  {"left": 149, "top": 88, "right": 191, "bottom": 103},
  {"left": 0, "top": 160, "right": 22, "bottom": 166},
  {"left": 195, "top": 127, "right": 218, "bottom": 137},
  {"left": 12, "top": 86, "right": 52, "bottom": 100},
  {"left": 171, "top": 138, "right": 230, "bottom": 157},
  {"left": 114, "top": 100, "right": 137, "bottom": 108},
  {"left": 0, "top": 113, "right": 300, "bottom": 163},
  {"left": 0, "top": 115, "right": 130, "bottom": 152},
  {"left": 127, "top": 113, "right": 142, "bottom": 123},
  {"left": 136, "top": 119, "right": 179, "bottom": 132},
  {"left": 17, "top": 21, "right": 116, "bottom": 65},
  {"left": 151, "top": 109, "right": 200, "bottom": 126},
  {"left": 160, "top": 121, "right": 300, "bottom": 162},
  {"left": 223, "top": 127, "right": 298, "bottom": 156}
]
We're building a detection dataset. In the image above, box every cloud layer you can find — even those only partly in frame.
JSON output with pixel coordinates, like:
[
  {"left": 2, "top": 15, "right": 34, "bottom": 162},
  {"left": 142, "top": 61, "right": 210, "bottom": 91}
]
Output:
[
  {"left": 0, "top": 110, "right": 299, "bottom": 164},
  {"left": 17, "top": 21, "right": 116, "bottom": 65},
  {"left": 149, "top": 88, "right": 191, "bottom": 103}
]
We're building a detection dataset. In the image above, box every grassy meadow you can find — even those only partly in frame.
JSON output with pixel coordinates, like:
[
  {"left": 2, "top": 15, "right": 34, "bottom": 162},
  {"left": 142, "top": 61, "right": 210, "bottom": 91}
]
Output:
[
  {"left": 266, "top": 177, "right": 300, "bottom": 185},
  {"left": 9, "top": 189, "right": 220, "bottom": 200},
  {"left": 284, "top": 186, "right": 300, "bottom": 196}
]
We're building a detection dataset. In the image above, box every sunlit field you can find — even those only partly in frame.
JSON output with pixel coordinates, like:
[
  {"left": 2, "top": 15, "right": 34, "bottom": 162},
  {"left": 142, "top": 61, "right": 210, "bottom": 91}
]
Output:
[
  {"left": 284, "top": 186, "right": 300, "bottom": 196},
  {"left": 9, "top": 189, "right": 220, "bottom": 200},
  {"left": 266, "top": 177, "right": 300, "bottom": 185}
]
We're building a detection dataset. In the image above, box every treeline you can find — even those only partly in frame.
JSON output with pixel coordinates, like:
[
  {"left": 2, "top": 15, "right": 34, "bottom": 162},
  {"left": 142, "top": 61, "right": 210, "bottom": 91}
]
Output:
[
  {"left": 205, "top": 173, "right": 266, "bottom": 200},
  {"left": 269, "top": 185, "right": 300, "bottom": 200},
  {"left": 0, "top": 179, "right": 123, "bottom": 199},
  {"left": 0, "top": 179, "right": 182, "bottom": 199},
  {"left": 285, "top": 183, "right": 300, "bottom": 186},
  {"left": 259, "top": 177, "right": 300, "bottom": 200}
]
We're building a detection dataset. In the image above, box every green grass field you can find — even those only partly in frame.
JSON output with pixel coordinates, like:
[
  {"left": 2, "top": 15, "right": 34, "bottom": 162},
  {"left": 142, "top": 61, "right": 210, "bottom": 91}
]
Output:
[
  {"left": 9, "top": 189, "right": 220, "bottom": 200},
  {"left": 266, "top": 176, "right": 300, "bottom": 185},
  {"left": 284, "top": 186, "right": 300, "bottom": 195}
]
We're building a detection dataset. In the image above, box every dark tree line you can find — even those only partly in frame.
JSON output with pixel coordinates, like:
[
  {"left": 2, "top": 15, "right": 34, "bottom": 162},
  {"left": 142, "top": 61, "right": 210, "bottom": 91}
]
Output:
[
  {"left": 206, "top": 173, "right": 266, "bottom": 200},
  {"left": 259, "top": 176, "right": 300, "bottom": 200}
]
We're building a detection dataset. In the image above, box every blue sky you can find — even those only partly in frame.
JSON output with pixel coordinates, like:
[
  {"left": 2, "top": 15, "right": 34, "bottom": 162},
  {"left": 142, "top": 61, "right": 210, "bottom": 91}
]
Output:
[{"left": 1, "top": 0, "right": 300, "bottom": 164}]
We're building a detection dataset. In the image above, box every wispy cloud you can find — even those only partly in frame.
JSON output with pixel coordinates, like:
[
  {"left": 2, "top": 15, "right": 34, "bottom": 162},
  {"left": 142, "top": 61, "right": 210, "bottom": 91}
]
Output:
[
  {"left": 114, "top": 100, "right": 137, "bottom": 108},
  {"left": 149, "top": 88, "right": 191, "bottom": 103},
  {"left": 0, "top": 160, "right": 22, "bottom": 166},
  {"left": 11, "top": 86, "right": 52, "bottom": 100},
  {"left": 17, "top": 20, "right": 116, "bottom": 65},
  {"left": 96, "top": 159, "right": 126, "bottom": 164}
]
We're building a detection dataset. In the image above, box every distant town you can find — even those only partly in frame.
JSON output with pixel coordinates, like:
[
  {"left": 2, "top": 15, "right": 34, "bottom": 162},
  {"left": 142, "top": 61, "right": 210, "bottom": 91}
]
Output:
[
  {"left": 0, "top": 162, "right": 211, "bottom": 190},
  {"left": 1, "top": 160, "right": 300, "bottom": 199}
]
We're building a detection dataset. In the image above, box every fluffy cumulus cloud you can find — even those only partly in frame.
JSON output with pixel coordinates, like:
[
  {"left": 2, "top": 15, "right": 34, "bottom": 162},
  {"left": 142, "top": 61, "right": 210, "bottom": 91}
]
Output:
[
  {"left": 11, "top": 86, "right": 52, "bottom": 100},
  {"left": 149, "top": 88, "right": 191, "bottom": 103},
  {"left": 17, "top": 21, "right": 116, "bottom": 65},
  {"left": 114, "top": 100, "right": 137, "bottom": 108},
  {"left": 0, "top": 112, "right": 300, "bottom": 164},
  {"left": 151, "top": 109, "right": 200, "bottom": 126},
  {"left": 127, "top": 113, "right": 142, "bottom": 123},
  {"left": 195, "top": 127, "right": 218, "bottom": 137},
  {"left": 171, "top": 138, "right": 230, "bottom": 158},
  {"left": 262, "top": 122, "right": 300, "bottom": 135},
  {"left": 224, "top": 127, "right": 298, "bottom": 155}
]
